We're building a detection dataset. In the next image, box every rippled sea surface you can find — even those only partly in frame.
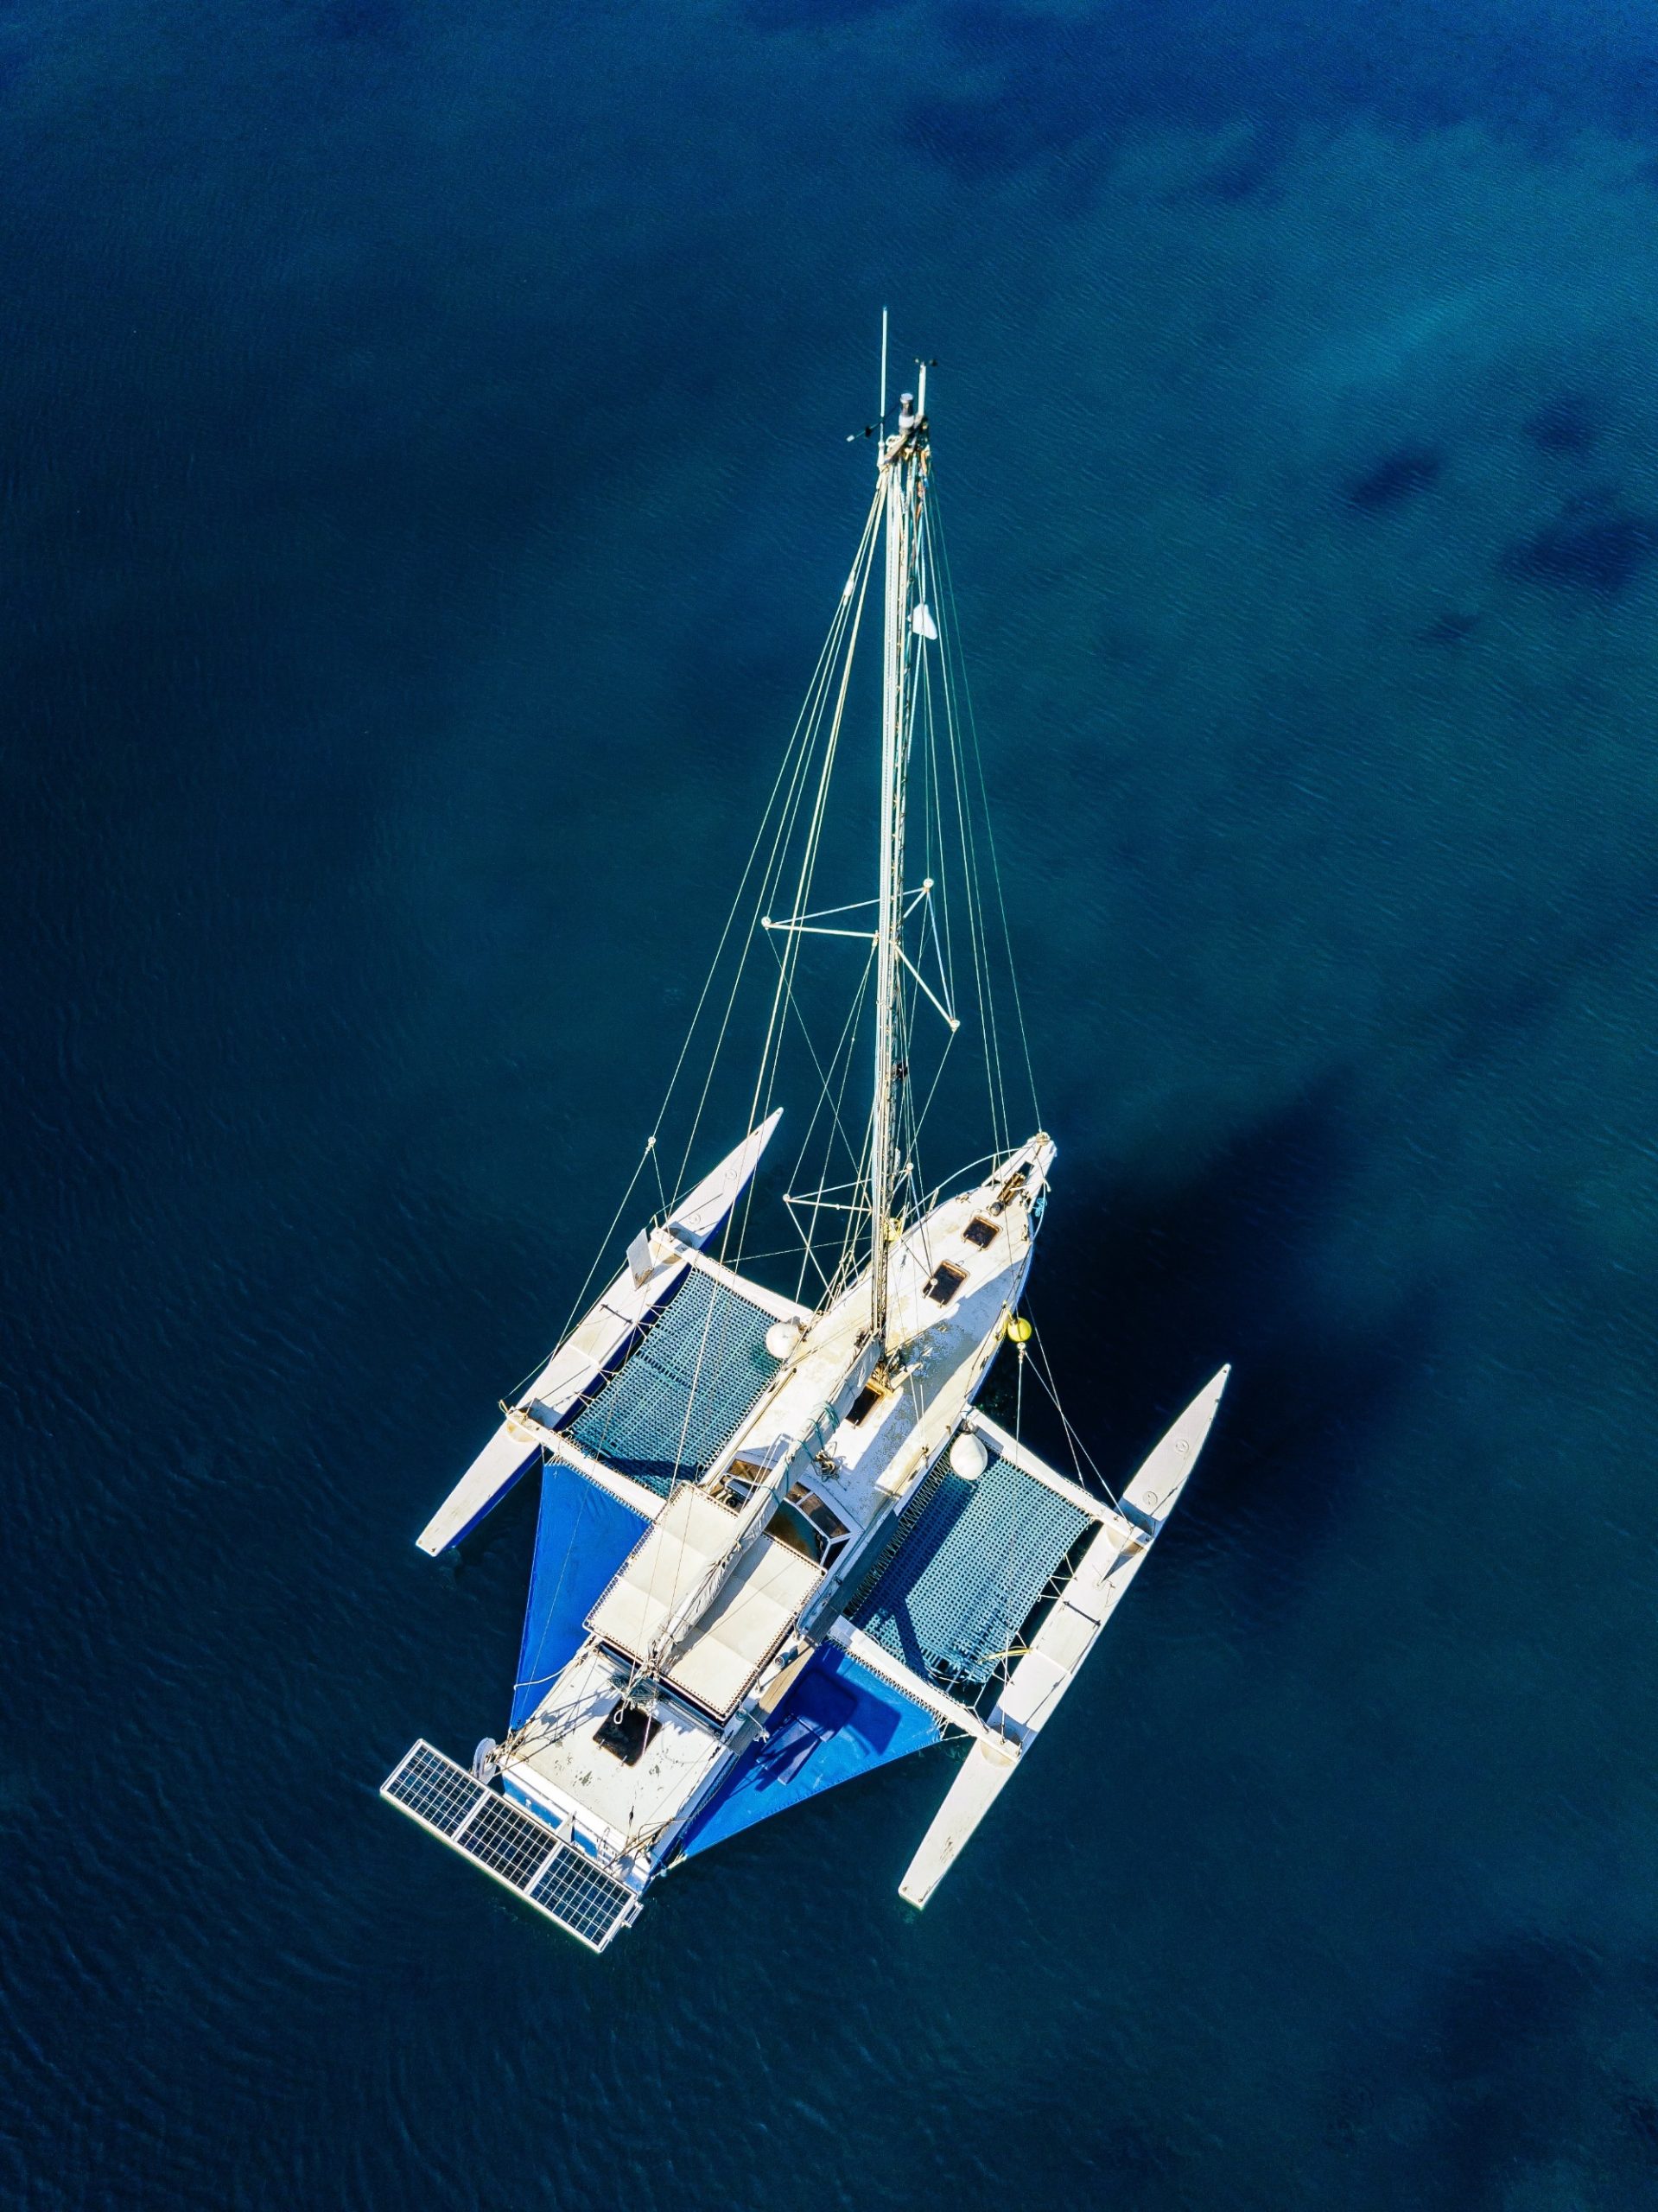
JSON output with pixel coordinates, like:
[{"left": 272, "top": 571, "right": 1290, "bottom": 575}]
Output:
[{"left": 7, "top": 2, "right": 1658, "bottom": 2204}]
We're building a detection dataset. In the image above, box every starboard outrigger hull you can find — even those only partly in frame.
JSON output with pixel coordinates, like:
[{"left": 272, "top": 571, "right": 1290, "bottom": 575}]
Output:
[{"left": 898, "top": 1365, "right": 1229, "bottom": 1906}]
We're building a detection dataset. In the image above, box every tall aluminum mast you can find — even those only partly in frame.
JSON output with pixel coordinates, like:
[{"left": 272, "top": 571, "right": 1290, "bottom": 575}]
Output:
[{"left": 869, "top": 372, "right": 928, "bottom": 1354}]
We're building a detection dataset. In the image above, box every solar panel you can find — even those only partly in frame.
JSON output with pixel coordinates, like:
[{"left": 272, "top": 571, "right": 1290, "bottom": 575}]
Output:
[
  {"left": 459, "top": 1792, "right": 559, "bottom": 1889},
  {"left": 384, "top": 1740, "right": 480, "bottom": 1836},
  {"left": 532, "top": 1845, "right": 639, "bottom": 1949},
  {"left": 380, "top": 1740, "right": 639, "bottom": 1953}
]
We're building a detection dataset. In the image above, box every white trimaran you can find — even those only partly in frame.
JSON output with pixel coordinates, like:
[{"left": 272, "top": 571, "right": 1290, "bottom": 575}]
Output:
[{"left": 382, "top": 335, "right": 1229, "bottom": 1951}]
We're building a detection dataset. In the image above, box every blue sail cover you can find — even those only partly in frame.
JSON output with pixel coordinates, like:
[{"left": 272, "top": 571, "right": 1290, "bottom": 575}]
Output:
[
  {"left": 511, "top": 1461, "right": 649, "bottom": 1727},
  {"left": 673, "top": 1645, "right": 943, "bottom": 1861}
]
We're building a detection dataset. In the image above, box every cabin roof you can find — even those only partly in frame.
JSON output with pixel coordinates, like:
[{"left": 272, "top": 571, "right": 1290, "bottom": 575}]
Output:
[{"left": 664, "top": 1535, "right": 820, "bottom": 1715}]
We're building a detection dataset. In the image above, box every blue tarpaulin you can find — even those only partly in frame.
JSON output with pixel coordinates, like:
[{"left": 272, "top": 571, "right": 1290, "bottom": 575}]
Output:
[
  {"left": 511, "top": 1461, "right": 648, "bottom": 1727},
  {"left": 673, "top": 1645, "right": 943, "bottom": 1860}
]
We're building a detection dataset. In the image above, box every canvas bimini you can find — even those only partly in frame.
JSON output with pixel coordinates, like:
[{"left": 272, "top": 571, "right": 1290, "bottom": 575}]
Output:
[{"left": 381, "top": 343, "right": 1229, "bottom": 1952}]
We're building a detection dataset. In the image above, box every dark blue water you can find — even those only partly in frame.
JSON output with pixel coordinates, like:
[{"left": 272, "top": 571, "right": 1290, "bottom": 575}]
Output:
[{"left": 7, "top": 2, "right": 1658, "bottom": 2203}]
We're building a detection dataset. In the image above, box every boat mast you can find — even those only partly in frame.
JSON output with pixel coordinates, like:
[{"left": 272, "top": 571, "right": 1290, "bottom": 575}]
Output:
[{"left": 869, "top": 360, "right": 928, "bottom": 1354}]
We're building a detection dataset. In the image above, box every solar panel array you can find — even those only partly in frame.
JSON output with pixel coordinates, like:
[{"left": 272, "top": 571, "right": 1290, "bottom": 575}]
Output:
[
  {"left": 380, "top": 1740, "right": 639, "bottom": 1953},
  {"left": 568, "top": 1269, "right": 778, "bottom": 1494}
]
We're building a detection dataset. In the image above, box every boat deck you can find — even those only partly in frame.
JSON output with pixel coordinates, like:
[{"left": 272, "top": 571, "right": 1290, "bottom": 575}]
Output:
[{"left": 502, "top": 1648, "right": 726, "bottom": 1859}]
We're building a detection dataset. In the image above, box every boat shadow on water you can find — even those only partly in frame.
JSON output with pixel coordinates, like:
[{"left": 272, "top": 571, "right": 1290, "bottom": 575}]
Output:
[{"left": 1026, "top": 1077, "right": 1439, "bottom": 1631}]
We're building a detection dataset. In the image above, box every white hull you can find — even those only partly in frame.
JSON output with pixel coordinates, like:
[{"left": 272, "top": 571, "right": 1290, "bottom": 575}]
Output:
[
  {"left": 898, "top": 1366, "right": 1229, "bottom": 1907},
  {"left": 490, "top": 1134, "right": 1055, "bottom": 1891}
]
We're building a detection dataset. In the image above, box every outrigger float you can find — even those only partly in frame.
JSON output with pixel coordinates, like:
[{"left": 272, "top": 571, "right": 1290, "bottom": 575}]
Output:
[{"left": 381, "top": 340, "right": 1229, "bottom": 1952}]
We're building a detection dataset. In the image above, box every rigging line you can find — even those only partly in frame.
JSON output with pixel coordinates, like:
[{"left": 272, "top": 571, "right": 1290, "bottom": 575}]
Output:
[
  {"left": 906, "top": 653, "right": 954, "bottom": 1027},
  {"left": 811, "top": 988, "right": 876, "bottom": 1299},
  {"left": 778, "top": 944, "right": 869, "bottom": 1186},
  {"left": 671, "top": 606, "right": 848, "bottom": 1211},
  {"left": 918, "top": 597, "right": 964, "bottom": 1104},
  {"left": 670, "top": 483, "right": 883, "bottom": 1214},
  {"left": 830, "top": 1093, "right": 876, "bottom": 1296},
  {"left": 928, "top": 507, "right": 1007, "bottom": 1155},
  {"left": 709, "top": 489, "right": 880, "bottom": 1266},
  {"left": 766, "top": 892, "right": 883, "bottom": 922},
  {"left": 926, "top": 483, "right": 1002, "bottom": 1135},
  {"left": 930, "top": 487, "right": 1040, "bottom": 1130},
  {"left": 817, "top": 1030, "right": 874, "bottom": 1300},
  {"left": 731, "top": 490, "right": 882, "bottom": 1268},
  {"left": 913, "top": 645, "right": 956, "bottom": 1019},
  {"left": 783, "top": 1174, "right": 873, "bottom": 1198},
  {"left": 773, "top": 939, "right": 867, "bottom": 1211},
  {"left": 922, "top": 493, "right": 1002, "bottom": 1156},
  {"left": 750, "top": 493, "right": 880, "bottom": 1135},
  {"left": 907, "top": 999, "right": 961, "bottom": 1148},
  {"left": 898, "top": 944, "right": 956, "bottom": 1032},
  {"left": 923, "top": 483, "right": 1002, "bottom": 1147},
  {"left": 521, "top": 1132, "right": 659, "bottom": 1401},
  {"left": 670, "top": 641, "right": 842, "bottom": 1252},
  {"left": 782, "top": 1202, "right": 832, "bottom": 1296},
  {"left": 911, "top": 519, "right": 939, "bottom": 930},
  {"left": 655, "top": 687, "right": 827, "bottom": 1241},
  {"left": 656, "top": 528, "right": 856, "bottom": 1189},
  {"left": 780, "top": 939, "right": 877, "bottom": 1300},
  {"left": 1020, "top": 1298, "right": 1121, "bottom": 1509},
  {"left": 955, "top": 656, "right": 1008, "bottom": 1152}
]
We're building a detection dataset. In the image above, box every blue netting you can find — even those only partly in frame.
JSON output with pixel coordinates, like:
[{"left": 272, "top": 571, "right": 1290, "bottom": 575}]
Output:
[
  {"left": 566, "top": 1270, "right": 779, "bottom": 1495},
  {"left": 851, "top": 1455, "right": 1089, "bottom": 1684}
]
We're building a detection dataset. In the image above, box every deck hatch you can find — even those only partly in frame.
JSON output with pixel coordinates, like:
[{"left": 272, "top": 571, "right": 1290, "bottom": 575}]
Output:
[
  {"left": 381, "top": 1740, "right": 638, "bottom": 1952},
  {"left": 568, "top": 1270, "right": 780, "bottom": 1495},
  {"left": 923, "top": 1262, "right": 967, "bottom": 1305},
  {"left": 847, "top": 1381, "right": 886, "bottom": 1425}
]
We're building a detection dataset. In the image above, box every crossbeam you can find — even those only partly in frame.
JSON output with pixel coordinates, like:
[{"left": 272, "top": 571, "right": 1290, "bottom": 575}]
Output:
[
  {"left": 660, "top": 1233, "right": 814, "bottom": 1325},
  {"left": 964, "top": 1408, "right": 1116, "bottom": 1526},
  {"left": 824, "top": 1618, "right": 1006, "bottom": 1749},
  {"left": 529, "top": 1419, "right": 667, "bottom": 1522}
]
